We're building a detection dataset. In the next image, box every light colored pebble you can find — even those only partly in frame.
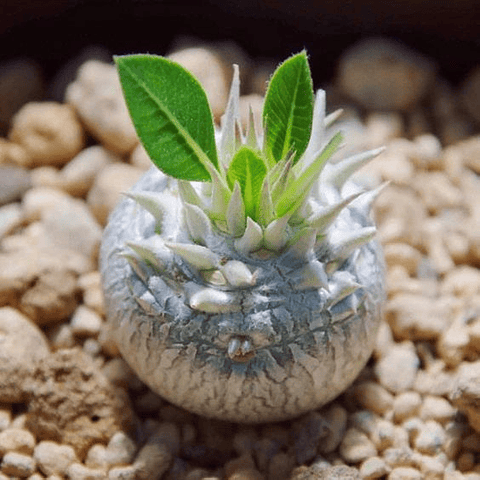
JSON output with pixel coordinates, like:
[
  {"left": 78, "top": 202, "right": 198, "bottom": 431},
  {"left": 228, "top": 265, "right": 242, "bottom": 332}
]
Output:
[
  {"left": 40, "top": 194, "right": 102, "bottom": 263},
  {"left": 339, "top": 428, "right": 377, "bottom": 463},
  {"left": 65, "top": 60, "right": 138, "bottom": 155},
  {"left": 66, "top": 462, "right": 106, "bottom": 480},
  {"left": 0, "top": 428, "right": 35, "bottom": 455},
  {"left": 444, "top": 471, "right": 465, "bottom": 480},
  {"left": 402, "top": 417, "right": 423, "bottom": 444},
  {"left": 86, "top": 163, "right": 144, "bottom": 225},
  {"left": 9, "top": 101, "right": 85, "bottom": 167},
  {"left": 364, "top": 111, "right": 404, "bottom": 148},
  {"left": 31, "top": 166, "right": 62, "bottom": 189},
  {"left": 442, "top": 266, "right": 480, "bottom": 298},
  {"left": 419, "top": 395, "right": 456, "bottom": 424},
  {"left": 410, "top": 134, "right": 443, "bottom": 169},
  {"left": 11, "top": 414, "right": 27, "bottom": 430},
  {"left": 386, "top": 294, "right": 451, "bottom": 341},
  {"left": 28, "top": 474, "right": 45, "bottom": 480},
  {"left": 350, "top": 411, "right": 394, "bottom": 451},
  {"left": 384, "top": 243, "right": 422, "bottom": 276},
  {"left": 105, "top": 432, "right": 137, "bottom": 467},
  {"left": 352, "top": 381, "right": 394, "bottom": 415},
  {"left": 108, "top": 465, "right": 137, "bottom": 480},
  {"left": 416, "top": 454, "right": 445, "bottom": 480},
  {"left": 85, "top": 444, "right": 108, "bottom": 469},
  {"left": 444, "top": 421, "right": 471, "bottom": 460},
  {"left": 77, "top": 271, "right": 105, "bottom": 316},
  {"left": 374, "top": 342, "right": 420, "bottom": 394},
  {"left": 1, "top": 451, "right": 36, "bottom": 477},
  {"left": 383, "top": 446, "right": 416, "bottom": 468},
  {"left": 101, "top": 358, "right": 138, "bottom": 390},
  {"left": 34, "top": 441, "right": 78, "bottom": 476},
  {"left": 22, "top": 186, "right": 71, "bottom": 222},
  {"left": 413, "top": 420, "right": 446, "bottom": 455},
  {"left": 70, "top": 305, "right": 103, "bottom": 337},
  {"left": 393, "top": 391, "right": 422, "bottom": 423},
  {"left": 0, "top": 409, "right": 11, "bottom": 432},
  {"left": 388, "top": 467, "right": 423, "bottom": 480},
  {"left": 0, "top": 138, "right": 30, "bottom": 167},
  {"left": 133, "top": 435, "right": 172, "bottom": 480},
  {"left": 0, "top": 203, "right": 23, "bottom": 240},
  {"left": 392, "top": 426, "right": 410, "bottom": 449},
  {"left": 359, "top": 456, "right": 391, "bottom": 479},
  {"left": 60, "top": 145, "right": 118, "bottom": 197},
  {"left": 49, "top": 323, "right": 76, "bottom": 350},
  {"left": 82, "top": 338, "right": 102, "bottom": 356}
]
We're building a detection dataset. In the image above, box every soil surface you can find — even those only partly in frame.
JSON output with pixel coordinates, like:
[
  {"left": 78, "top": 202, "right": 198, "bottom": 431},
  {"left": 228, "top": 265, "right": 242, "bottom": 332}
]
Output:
[{"left": 1, "top": 38, "right": 480, "bottom": 479}]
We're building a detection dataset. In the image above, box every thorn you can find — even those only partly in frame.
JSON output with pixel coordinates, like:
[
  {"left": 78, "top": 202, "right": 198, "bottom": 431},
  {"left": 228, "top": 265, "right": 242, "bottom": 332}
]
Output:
[
  {"left": 226, "top": 181, "right": 246, "bottom": 237},
  {"left": 220, "top": 260, "right": 255, "bottom": 287},
  {"left": 263, "top": 215, "right": 290, "bottom": 252},
  {"left": 188, "top": 287, "right": 240, "bottom": 313},
  {"left": 292, "top": 259, "right": 328, "bottom": 290},
  {"left": 234, "top": 217, "right": 263, "bottom": 255},
  {"left": 183, "top": 203, "right": 212, "bottom": 245},
  {"left": 165, "top": 242, "right": 220, "bottom": 270}
]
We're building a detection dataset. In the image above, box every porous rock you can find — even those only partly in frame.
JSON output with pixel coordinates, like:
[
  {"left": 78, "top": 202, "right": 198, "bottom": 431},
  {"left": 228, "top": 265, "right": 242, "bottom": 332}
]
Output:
[
  {"left": 291, "top": 464, "right": 361, "bottom": 479},
  {"left": 65, "top": 60, "right": 138, "bottom": 155},
  {"left": 25, "top": 348, "right": 134, "bottom": 458},
  {"left": 0, "top": 307, "right": 49, "bottom": 403}
]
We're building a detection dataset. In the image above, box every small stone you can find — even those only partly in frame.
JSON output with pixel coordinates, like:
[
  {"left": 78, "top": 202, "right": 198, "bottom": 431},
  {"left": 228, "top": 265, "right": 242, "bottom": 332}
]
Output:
[
  {"left": 438, "top": 319, "right": 471, "bottom": 368},
  {"left": 133, "top": 434, "right": 172, "bottom": 480},
  {"left": 291, "top": 464, "right": 360, "bottom": 479},
  {"left": 384, "top": 243, "right": 422, "bottom": 276},
  {"left": 0, "top": 428, "right": 35, "bottom": 455},
  {"left": 108, "top": 465, "right": 137, "bottom": 480},
  {"left": 70, "top": 305, "right": 103, "bottom": 337},
  {"left": 86, "top": 163, "right": 144, "bottom": 225},
  {"left": 49, "top": 323, "right": 76, "bottom": 350},
  {"left": 0, "top": 202, "right": 23, "bottom": 240},
  {"left": 34, "top": 441, "right": 78, "bottom": 476},
  {"left": 410, "top": 134, "right": 443, "bottom": 169},
  {"left": 337, "top": 37, "right": 436, "bottom": 111},
  {"left": 9, "top": 102, "right": 85, "bottom": 167},
  {"left": 26, "top": 349, "right": 134, "bottom": 458},
  {"left": 1, "top": 451, "right": 36, "bottom": 477},
  {"left": 0, "top": 307, "right": 50, "bottom": 403},
  {"left": 351, "top": 381, "right": 394, "bottom": 415},
  {"left": 382, "top": 446, "right": 416, "bottom": 468},
  {"left": 388, "top": 467, "right": 423, "bottom": 480},
  {"left": 0, "top": 409, "right": 11, "bottom": 432},
  {"left": 65, "top": 60, "right": 138, "bottom": 155},
  {"left": 267, "top": 452, "right": 295, "bottom": 480},
  {"left": 66, "top": 462, "right": 106, "bottom": 480},
  {"left": 442, "top": 266, "right": 480, "bottom": 298},
  {"left": 393, "top": 392, "right": 421, "bottom": 423},
  {"left": 60, "top": 145, "right": 118, "bottom": 197},
  {"left": 77, "top": 271, "right": 105, "bottom": 316},
  {"left": 105, "top": 432, "right": 137, "bottom": 467},
  {"left": 85, "top": 443, "right": 108, "bottom": 469},
  {"left": 419, "top": 395, "right": 456, "bottom": 424},
  {"left": 130, "top": 144, "right": 153, "bottom": 171},
  {"left": 20, "top": 269, "right": 79, "bottom": 325},
  {"left": 375, "top": 342, "right": 419, "bottom": 393},
  {"left": 416, "top": 454, "right": 445, "bottom": 480},
  {"left": 22, "top": 186, "right": 71, "bottom": 222},
  {"left": 450, "top": 361, "right": 480, "bottom": 432},
  {"left": 0, "top": 165, "right": 31, "bottom": 206},
  {"left": 0, "top": 138, "right": 31, "bottom": 167},
  {"left": 101, "top": 358, "right": 139, "bottom": 390},
  {"left": 386, "top": 294, "right": 451, "bottom": 341},
  {"left": 413, "top": 420, "right": 446, "bottom": 455},
  {"left": 31, "top": 165, "right": 63, "bottom": 189},
  {"left": 364, "top": 111, "right": 404, "bottom": 148},
  {"left": 292, "top": 412, "right": 330, "bottom": 464},
  {"left": 359, "top": 456, "right": 391, "bottom": 479},
  {"left": 350, "top": 411, "right": 394, "bottom": 451},
  {"left": 339, "top": 428, "right": 377, "bottom": 463},
  {"left": 40, "top": 195, "right": 102, "bottom": 263},
  {"left": 457, "top": 451, "right": 476, "bottom": 473}
]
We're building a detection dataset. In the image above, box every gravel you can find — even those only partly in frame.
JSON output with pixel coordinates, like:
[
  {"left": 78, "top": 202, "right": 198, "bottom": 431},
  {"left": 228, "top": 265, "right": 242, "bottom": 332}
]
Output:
[{"left": 1, "top": 37, "right": 480, "bottom": 479}]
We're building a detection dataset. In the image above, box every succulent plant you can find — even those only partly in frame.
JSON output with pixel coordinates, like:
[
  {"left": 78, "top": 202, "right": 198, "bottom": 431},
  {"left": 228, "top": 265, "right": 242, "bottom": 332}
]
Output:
[{"left": 100, "top": 51, "right": 386, "bottom": 423}]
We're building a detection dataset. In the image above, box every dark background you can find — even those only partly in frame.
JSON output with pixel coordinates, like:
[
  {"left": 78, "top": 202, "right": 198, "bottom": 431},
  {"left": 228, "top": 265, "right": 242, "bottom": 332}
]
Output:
[{"left": 1, "top": 0, "right": 479, "bottom": 85}]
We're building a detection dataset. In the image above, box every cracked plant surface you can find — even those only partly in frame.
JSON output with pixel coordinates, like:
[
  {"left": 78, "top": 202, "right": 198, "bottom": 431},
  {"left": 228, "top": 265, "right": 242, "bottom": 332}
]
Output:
[{"left": 100, "top": 51, "right": 386, "bottom": 422}]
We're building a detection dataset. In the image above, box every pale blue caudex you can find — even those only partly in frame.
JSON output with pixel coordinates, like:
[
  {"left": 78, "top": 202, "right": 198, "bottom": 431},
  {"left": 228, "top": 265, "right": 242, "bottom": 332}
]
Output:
[{"left": 100, "top": 51, "right": 386, "bottom": 423}]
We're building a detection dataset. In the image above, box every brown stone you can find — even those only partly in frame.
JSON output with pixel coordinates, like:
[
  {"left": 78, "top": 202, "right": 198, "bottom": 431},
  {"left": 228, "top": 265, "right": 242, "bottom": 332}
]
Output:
[{"left": 25, "top": 348, "right": 135, "bottom": 459}]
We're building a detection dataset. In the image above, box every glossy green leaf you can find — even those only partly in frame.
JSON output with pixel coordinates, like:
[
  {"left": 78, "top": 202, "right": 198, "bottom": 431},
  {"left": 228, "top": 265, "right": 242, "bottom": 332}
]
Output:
[
  {"left": 263, "top": 51, "right": 314, "bottom": 165},
  {"left": 275, "top": 131, "right": 343, "bottom": 218},
  {"left": 226, "top": 146, "right": 267, "bottom": 220},
  {"left": 115, "top": 54, "right": 218, "bottom": 181}
]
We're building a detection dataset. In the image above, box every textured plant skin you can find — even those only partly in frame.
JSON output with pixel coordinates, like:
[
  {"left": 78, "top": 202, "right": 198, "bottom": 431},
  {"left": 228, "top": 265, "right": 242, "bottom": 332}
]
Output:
[
  {"left": 101, "top": 52, "right": 386, "bottom": 423},
  {"left": 100, "top": 167, "right": 384, "bottom": 423}
]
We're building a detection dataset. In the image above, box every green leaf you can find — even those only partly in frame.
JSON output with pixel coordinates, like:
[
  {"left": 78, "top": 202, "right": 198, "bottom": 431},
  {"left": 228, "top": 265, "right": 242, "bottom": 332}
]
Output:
[
  {"left": 115, "top": 54, "right": 218, "bottom": 182},
  {"left": 263, "top": 51, "right": 314, "bottom": 165},
  {"left": 275, "top": 132, "right": 343, "bottom": 218},
  {"left": 226, "top": 146, "right": 267, "bottom": 220}
]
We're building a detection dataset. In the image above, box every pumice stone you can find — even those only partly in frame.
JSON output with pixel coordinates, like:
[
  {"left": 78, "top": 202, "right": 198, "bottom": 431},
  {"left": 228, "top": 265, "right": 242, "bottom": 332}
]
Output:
[{"left": 100, "top": 51, "right": 386, "bottom": 423}]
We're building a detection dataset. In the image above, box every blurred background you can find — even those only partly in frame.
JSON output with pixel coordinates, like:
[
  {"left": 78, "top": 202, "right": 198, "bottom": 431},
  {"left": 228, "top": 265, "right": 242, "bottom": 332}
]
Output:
[{"left": 1, "top": 0, "right": 479, "bottom": 85}]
